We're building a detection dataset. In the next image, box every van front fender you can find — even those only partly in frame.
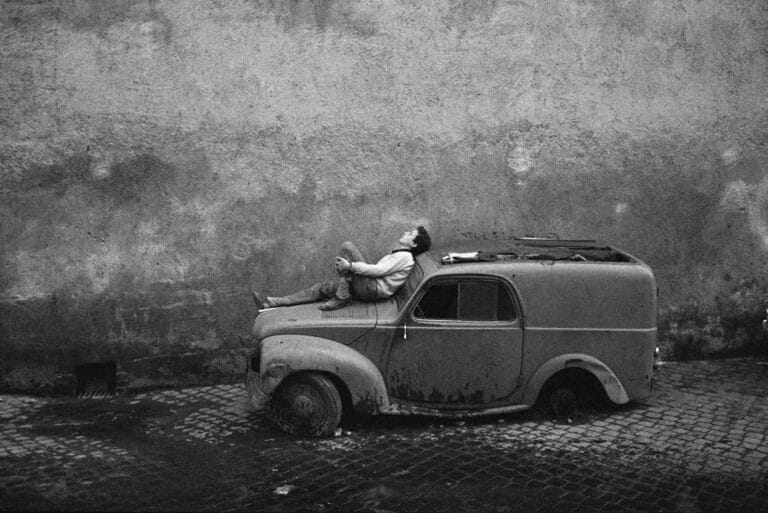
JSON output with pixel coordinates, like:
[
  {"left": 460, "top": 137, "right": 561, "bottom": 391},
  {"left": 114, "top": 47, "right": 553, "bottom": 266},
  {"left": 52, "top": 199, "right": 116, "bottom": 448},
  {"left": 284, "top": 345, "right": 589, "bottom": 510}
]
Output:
[
  {"left": 523, "top": 354, "right": 630, "bottom": 405},
  {"left": 258, "top": 335, "right": 390, "bottom": 413}
]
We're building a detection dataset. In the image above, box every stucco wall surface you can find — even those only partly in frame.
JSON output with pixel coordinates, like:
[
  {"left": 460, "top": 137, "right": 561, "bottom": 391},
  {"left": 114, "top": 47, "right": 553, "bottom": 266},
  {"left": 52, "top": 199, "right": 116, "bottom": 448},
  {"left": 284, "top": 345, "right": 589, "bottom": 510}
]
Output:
[{"left": 1, "top": 0, "right": 767, "bottom": 391}]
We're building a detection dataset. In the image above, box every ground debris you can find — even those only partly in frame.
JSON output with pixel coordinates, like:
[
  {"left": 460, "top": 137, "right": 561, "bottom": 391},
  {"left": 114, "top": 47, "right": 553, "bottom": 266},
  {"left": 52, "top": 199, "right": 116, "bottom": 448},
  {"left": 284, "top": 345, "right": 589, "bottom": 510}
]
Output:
[{"left": 274, "top": 484, "right": 296, "bottom": 495}]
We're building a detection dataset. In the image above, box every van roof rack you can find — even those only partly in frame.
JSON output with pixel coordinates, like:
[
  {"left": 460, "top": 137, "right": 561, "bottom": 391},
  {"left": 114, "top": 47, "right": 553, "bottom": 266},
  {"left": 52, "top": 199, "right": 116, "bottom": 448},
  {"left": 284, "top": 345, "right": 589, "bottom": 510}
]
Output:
[{"left": 435, "top": 238, "right": 631, "bottom": 264}]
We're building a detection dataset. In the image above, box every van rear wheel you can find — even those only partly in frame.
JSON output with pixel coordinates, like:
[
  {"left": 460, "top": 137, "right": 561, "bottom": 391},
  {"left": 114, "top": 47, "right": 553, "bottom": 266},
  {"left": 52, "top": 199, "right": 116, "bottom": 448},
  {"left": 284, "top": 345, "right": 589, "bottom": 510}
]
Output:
[
  {"left": 268, "top": 373, "right": 343, "bottom": 437},
  {"left": 548, "top": 387, "right": 578, "bottom": 417}
]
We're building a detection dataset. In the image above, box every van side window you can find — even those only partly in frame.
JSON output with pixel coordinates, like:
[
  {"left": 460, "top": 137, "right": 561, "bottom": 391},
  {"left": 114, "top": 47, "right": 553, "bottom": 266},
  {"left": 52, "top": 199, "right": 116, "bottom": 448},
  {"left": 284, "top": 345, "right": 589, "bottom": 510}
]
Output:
[
  {"left": 414, "top": 279, "right": 515, "bottom": 321},
  {"left": 415, "top": 282, "right": 458, "bottom": 319},
  {"left": 461, "top": 280, "right": 515, "bottom": 321}
]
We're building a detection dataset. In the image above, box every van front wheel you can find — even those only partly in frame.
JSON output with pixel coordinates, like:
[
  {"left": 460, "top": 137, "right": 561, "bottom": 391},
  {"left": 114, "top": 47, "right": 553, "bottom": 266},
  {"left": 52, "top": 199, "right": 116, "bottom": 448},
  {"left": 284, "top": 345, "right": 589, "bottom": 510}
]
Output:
[{"left": 268, "top": 373, "right": 343, "bottom": 437}]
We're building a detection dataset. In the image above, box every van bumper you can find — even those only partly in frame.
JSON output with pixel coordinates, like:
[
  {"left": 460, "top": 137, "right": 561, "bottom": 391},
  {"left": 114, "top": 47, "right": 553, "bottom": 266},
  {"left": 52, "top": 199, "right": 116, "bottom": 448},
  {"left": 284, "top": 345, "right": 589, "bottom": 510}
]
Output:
[{"left": 246, "top": 370, "right": 270, "bottom": 410}]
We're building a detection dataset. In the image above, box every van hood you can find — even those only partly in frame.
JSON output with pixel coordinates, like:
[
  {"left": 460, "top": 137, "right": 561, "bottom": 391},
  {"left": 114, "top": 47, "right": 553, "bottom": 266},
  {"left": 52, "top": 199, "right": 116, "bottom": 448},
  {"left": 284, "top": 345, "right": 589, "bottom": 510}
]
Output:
[{"left": 249, "top": 302, "right": 379, "bottom": 345}]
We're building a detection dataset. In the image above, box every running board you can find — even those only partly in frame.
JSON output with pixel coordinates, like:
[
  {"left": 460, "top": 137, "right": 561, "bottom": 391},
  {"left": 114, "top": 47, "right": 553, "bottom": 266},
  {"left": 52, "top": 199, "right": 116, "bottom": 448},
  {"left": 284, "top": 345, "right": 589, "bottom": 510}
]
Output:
[{"left": 379, "top": 403, "right": 531, "bottom": 418}]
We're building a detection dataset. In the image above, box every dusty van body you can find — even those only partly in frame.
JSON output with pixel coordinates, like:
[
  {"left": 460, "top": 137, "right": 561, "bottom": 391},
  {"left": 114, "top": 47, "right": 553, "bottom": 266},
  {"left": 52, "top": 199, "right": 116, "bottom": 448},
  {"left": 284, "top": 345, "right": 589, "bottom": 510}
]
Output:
[{"left": 245, "top": 238, "right": 657, "bottom": 436}]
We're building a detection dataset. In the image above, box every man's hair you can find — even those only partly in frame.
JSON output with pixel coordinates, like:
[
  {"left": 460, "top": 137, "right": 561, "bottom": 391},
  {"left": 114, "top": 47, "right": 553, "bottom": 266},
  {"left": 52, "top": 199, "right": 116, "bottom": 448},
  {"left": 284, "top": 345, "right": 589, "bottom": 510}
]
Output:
[{"left": 412, "top": 226, "right": 432, "bottom": 255}]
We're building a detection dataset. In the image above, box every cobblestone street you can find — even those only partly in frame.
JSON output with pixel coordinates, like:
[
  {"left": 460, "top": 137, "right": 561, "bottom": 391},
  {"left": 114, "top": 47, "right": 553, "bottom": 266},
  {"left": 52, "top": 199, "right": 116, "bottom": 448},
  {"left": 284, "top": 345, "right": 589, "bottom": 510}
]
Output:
[{"left": 1, "top": 358, "right": 767, "bottom": 512}]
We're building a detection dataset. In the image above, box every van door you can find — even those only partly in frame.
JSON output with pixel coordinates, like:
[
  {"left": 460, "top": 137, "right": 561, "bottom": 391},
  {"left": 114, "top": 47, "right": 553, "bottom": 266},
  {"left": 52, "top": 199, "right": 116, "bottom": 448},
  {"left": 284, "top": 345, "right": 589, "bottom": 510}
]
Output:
[{"left": 385, "top": 276, "right": 524, "bottom": 407}]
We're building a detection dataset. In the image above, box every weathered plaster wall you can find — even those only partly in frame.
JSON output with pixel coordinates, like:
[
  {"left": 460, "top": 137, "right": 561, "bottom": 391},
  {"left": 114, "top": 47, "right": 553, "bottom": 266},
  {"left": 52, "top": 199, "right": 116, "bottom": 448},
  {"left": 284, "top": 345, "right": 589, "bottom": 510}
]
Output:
[{"left": 2, "top": 0, "right": 767, "bottom": 391}]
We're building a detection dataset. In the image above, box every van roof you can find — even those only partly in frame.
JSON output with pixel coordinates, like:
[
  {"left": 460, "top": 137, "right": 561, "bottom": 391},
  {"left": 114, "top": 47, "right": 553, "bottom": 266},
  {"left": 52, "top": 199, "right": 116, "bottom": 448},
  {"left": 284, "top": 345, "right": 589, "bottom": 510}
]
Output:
[
  {"left": 410, "top": 239, "right": 656, "bottom": 329},
  {"left": 425, "top": 238, "right": 637, "bottom": 265}
]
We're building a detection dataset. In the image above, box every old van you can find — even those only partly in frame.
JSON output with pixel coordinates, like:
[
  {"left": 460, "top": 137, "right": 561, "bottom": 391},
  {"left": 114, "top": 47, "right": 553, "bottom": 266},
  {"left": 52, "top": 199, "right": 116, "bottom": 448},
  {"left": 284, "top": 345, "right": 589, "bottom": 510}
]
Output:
[{"left": 245, "top": 238, "right": 657, "bottom": 436}]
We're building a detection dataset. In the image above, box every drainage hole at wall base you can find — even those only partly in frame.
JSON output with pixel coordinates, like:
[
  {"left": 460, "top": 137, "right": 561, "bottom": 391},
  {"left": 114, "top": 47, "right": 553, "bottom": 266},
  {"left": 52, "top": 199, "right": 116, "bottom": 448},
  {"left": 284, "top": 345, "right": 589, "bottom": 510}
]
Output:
[{"left": 73, "top": 361, "right": 117, "bottom": 398}]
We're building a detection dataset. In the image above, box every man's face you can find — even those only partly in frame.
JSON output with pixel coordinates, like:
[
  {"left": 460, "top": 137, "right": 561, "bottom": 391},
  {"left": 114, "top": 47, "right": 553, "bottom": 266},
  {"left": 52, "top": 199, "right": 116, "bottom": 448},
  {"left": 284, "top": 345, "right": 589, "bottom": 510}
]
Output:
[{"left": 399, "top": 228, "right": 419, "bottom": 248}]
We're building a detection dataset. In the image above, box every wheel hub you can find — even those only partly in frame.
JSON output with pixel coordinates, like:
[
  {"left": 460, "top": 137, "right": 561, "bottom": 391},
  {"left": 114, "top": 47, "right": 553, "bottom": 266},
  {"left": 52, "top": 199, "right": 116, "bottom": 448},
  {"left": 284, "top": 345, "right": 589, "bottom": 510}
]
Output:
[{"left": 292, "top": 393, "right": 318, "bottom": 418}]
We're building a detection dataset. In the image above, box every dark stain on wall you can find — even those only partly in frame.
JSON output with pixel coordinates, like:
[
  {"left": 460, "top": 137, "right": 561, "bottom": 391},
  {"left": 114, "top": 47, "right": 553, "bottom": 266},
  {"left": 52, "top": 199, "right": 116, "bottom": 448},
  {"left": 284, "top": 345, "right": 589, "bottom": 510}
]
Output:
[
  {"left": 249, "top": 0, "right": 377, "bottom": 36},
  {"left": 92, "top": 153, "right": 213, "bottom": 218},
  {"left": 94, "top": 154, "right": 173, "bottom": 203},
  {"left": 443, "top": 0, "right": 500, "bottom": 28},
  {"left": 6, "top": 151, "right": 209, "bottom": 201},
  {"left": 63, "top": 0, "right": 145, "bottom": 33},
  {"left": 18, "top": 154, "right": 91, "bottom": 194},
  {"left": 2, "top": 0, "right": 172, "bottom": 42}
]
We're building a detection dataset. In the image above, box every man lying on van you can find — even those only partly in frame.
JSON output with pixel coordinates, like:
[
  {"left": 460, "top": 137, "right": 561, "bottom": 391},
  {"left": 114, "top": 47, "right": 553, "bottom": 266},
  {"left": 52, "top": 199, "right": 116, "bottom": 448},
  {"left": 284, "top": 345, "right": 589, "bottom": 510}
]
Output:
[{"left": 253, "top": 226, "right": 432, "bottom": 311}]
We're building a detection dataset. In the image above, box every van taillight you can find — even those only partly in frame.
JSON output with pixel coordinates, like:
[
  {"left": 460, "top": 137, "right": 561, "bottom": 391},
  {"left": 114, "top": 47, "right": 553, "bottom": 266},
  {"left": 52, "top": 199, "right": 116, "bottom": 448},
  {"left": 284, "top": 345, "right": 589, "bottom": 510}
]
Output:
[{"left": 250, "top": 354, "right": 261, "bottom": 372}]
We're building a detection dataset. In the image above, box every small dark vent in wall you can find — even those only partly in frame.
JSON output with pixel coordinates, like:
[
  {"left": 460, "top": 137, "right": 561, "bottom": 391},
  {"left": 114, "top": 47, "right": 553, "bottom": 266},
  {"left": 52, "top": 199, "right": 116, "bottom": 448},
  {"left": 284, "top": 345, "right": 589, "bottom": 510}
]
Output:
[{"left": 74, "top": 361, "right": 117, "bottom": 397}]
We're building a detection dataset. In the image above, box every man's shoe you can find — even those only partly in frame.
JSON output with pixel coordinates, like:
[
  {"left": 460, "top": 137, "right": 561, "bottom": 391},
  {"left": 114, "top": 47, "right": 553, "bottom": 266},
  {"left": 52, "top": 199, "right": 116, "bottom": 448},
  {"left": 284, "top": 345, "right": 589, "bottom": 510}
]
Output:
[
  {"left": 252, "top": 291, "right": 269, "bottom": 310},
  {"left": 318, "top": 297, "right": 351, "bottom": 311}
]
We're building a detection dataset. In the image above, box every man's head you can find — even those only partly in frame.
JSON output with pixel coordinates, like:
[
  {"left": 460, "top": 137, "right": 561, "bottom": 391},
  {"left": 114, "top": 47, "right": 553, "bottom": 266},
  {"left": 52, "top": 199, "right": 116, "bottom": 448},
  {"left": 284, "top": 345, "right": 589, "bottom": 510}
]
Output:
[{"left": 399, "top": 226, "right": 432, "bottom": 255}]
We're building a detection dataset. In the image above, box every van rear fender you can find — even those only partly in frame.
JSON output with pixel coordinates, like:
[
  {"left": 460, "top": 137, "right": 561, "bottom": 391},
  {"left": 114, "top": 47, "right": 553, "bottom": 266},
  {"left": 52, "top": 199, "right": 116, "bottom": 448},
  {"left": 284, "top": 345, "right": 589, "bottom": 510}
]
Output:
[
  {"left": 523, "top": 353, "right": 630, "bottom": 405},
  {"left": 259, "top": 335, "right": 389, "bottom": 413}
]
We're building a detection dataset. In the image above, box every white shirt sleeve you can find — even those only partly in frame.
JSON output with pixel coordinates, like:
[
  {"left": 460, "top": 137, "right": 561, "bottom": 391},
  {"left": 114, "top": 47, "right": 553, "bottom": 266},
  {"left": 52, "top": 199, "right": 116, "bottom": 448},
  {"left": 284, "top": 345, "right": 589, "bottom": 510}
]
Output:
[{"left": 349, "top": 252, "right": 413, "bottom": 277}]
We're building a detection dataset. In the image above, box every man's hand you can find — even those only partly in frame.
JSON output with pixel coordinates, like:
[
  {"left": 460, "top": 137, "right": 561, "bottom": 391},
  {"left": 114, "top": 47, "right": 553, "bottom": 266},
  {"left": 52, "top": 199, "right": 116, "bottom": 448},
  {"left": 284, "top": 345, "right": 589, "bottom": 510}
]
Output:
[{"left": 334, "top": 257, "right": 352, "bottom": 273}]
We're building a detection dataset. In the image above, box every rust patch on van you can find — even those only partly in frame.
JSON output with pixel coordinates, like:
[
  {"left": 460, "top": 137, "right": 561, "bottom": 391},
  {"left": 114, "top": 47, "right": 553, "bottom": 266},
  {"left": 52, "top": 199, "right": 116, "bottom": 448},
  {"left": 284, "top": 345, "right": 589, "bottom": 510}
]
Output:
[
  {"left": 352, "top": 390, "right": 386, "bottom": 414},
  {"left": 390, "top": 382, "right": 487, "bottom": 405}
]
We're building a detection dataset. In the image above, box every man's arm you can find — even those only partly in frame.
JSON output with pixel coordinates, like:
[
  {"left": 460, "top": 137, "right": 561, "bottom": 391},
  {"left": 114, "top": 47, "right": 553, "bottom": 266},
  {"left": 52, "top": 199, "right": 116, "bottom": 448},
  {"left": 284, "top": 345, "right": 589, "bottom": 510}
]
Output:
[{"left": 348, "top": 252, "right": 413, "bottom": 278}]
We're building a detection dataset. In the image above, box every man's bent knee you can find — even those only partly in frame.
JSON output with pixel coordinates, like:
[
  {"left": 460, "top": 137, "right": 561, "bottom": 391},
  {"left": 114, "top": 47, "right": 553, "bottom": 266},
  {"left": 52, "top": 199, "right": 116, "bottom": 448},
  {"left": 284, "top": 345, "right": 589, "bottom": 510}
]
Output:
[{"left": 339, "top": 241, "right": 364, "bottom": 263}]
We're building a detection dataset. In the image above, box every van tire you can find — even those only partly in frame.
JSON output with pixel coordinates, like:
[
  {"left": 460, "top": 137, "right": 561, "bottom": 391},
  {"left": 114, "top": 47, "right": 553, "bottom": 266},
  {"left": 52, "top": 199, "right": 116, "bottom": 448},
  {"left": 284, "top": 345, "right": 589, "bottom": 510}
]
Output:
[
  {"left": 548, "top": 387, "right": 578, "bottom": 417},
  {"left": 268, "top": 373, "right": 343, "bottom": 437}
]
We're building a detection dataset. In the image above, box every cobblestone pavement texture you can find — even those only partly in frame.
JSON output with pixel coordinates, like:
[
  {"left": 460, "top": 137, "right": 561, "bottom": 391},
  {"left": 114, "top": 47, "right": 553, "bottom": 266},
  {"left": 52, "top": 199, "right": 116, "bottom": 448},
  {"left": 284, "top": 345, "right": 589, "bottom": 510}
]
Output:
[{"left": 1, "top": 358, "right": 767, "bottom": 512}]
